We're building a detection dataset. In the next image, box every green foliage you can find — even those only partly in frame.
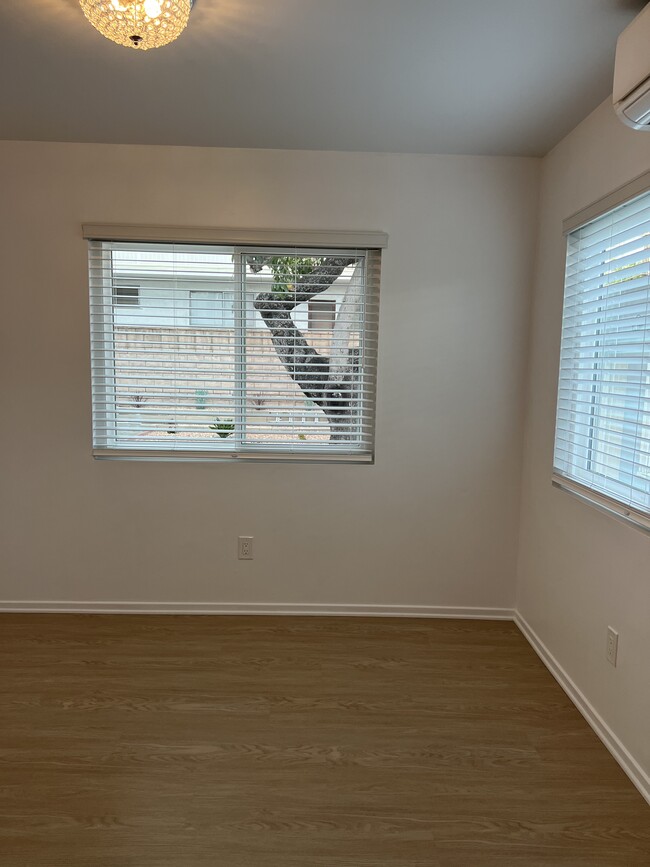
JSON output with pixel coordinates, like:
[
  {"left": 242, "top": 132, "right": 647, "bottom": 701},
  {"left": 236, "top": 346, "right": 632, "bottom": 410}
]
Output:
[
  {"left": 209, "top": 418, "right": 235, "bottom": 438},
  {"left": 608, "top": 251, "right": 650, "bottom": 286},
  {"left": 267, "top": 256, "right": 325, "bottom": 299}
]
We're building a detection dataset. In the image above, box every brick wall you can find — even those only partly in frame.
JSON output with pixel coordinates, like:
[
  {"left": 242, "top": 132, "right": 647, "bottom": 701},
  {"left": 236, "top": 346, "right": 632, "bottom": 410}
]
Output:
[{"left": 113, "top": 325, "right": 336, "bottom": 440}]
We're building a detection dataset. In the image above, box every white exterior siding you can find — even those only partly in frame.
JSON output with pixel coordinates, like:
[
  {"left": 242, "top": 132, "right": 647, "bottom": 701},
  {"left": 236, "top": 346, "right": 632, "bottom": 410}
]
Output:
[{"left": 111, "top": 248, "right": 348, "bottom": 330}]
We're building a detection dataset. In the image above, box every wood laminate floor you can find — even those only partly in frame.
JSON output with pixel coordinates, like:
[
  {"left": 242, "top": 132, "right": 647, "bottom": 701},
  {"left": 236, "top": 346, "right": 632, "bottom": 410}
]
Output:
[{"left": 0, "top": 615, "right": 648, "bottom": 866}]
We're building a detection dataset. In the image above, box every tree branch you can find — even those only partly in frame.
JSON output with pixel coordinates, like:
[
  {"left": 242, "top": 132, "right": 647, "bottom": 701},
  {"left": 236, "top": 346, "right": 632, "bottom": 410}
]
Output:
[{"left": 251, "top": 256, "right": 356, "bottom": 310}]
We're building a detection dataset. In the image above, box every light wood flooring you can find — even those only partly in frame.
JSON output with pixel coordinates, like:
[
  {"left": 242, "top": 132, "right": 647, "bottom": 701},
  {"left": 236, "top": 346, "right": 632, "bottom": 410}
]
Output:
[{"left": 0, "top": 615, "right": 648, "bottom": 866}]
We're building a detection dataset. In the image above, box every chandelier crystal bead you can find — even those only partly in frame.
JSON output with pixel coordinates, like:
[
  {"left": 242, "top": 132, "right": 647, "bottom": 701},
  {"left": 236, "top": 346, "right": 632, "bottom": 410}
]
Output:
[{"left": 79, "top": 0, "right": 191, "bottom": 50}]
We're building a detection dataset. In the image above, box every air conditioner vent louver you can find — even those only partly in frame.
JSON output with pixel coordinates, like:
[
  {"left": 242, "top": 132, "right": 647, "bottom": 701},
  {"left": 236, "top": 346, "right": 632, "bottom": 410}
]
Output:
[{"left": 620, "top": 79, "right": 650, "bottom": 128}]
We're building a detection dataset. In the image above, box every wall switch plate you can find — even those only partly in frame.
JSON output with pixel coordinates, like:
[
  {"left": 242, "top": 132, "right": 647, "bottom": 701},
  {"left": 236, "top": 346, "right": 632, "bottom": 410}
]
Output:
[
  {"left": 238, "top": 536, "right": 254, "bottom": 560},
  {"left": 606, "top": 626, "right": 619, "bottom": 667}
]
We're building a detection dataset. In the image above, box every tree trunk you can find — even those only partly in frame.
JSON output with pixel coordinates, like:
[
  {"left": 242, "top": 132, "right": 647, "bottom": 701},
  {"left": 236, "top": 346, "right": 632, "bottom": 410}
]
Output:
[{"left": 251, "top": 256, "right": 359, "bottom": 441}]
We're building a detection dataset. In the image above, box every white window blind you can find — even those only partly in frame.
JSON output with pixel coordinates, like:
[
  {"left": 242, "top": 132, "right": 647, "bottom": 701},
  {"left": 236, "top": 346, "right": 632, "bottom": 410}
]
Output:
[
  {"left": 88, "top": 238, "right": 381, "bottom": 462},
  {"left": 554, "top": 189, "right": 650, "bottom": 528}
]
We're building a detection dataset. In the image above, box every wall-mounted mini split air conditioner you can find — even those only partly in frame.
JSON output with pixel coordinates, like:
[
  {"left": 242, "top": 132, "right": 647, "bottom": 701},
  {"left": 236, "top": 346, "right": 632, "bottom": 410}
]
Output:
[{"left": 614, "top": 3, "right": 650, "bottom": 129}]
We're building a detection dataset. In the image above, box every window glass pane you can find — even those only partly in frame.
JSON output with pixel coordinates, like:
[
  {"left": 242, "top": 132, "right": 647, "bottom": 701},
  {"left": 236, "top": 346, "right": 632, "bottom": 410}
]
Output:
[
  {"left": 102, "top": 244, "right": 238, "bottom": 450},
  {"left": 242, "top": 253, "right": 365, "bottom": 447}
]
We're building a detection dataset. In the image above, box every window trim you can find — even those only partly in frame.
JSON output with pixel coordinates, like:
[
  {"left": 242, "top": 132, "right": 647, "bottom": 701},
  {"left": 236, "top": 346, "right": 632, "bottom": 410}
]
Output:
[
  {"left": 88, "top": 232, "right": 383, "bottom": 464},
  {"left": 552, "top": 475, "right": 650, "bottom": 535},
  {"left": 554, "top": 176, "right": 650, "bottom": 533},
  {"left": 563, "top": 168, "right": 650, "bottom": 235},
  {"left": 83, "top": 223, "right": 388, "bottom": 250}
]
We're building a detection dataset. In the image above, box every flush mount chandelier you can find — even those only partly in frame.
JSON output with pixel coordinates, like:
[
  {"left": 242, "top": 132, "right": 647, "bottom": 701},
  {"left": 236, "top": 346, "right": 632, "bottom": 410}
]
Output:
[{"left": 79, "top": 0, "right": 192, "bottom": 50}]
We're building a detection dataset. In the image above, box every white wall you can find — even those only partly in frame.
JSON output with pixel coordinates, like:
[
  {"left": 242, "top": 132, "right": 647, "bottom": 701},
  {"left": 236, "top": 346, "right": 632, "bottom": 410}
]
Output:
[
  {"left": 517, "top": 100, "right": 650, "bottom": 783},
  {"left": 0, "top": 141, "right": 538, "bottom": 611}
]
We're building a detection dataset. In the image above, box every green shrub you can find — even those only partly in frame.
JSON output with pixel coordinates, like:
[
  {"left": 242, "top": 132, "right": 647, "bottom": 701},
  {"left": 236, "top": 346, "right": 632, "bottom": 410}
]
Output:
[{"left": 209, "top": 418, "right": 235, "bottom": 438}]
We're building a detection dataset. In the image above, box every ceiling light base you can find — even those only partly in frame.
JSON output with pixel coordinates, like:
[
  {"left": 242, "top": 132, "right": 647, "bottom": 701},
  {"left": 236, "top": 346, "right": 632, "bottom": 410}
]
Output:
[{"left": 79, "top": 0, "right": 192, "bottom": 51}]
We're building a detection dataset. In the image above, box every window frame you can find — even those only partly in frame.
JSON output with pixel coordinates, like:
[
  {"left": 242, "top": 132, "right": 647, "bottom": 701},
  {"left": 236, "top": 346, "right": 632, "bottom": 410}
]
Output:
[
  {"left": 85, "top": 226, "right": 386, "bottom": 464},
  {"left": 188, "top": 289, "right": 234, "bottom": 328},
  {"left": 308, "top": 297, "right": 337, "bottom": 331},
  {"left": 114, "top": 283, "right": 140, "bottom": 306},
  {"left": 553, "top": 171, "right": 650, "bottom": 534}
]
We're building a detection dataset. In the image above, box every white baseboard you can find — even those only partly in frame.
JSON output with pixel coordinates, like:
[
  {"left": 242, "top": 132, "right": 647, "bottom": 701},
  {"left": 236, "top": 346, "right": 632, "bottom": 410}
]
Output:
[
  {"left": 0, "top": 601, "right": 515, "bottom": 619},
  {"left": 515, "top": 612, "right": 650, "bottom": 808}
]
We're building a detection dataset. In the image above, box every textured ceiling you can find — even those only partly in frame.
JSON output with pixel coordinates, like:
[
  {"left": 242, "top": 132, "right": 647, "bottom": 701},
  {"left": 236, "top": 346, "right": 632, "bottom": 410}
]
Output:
[{"left": 0, "top": 0, "right": 646, "bottom": 156}]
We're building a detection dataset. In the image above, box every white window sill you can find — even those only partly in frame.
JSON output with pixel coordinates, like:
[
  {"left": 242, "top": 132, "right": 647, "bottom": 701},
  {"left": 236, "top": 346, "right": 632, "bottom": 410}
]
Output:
[{"left": 552, "top": 473, "right": 650, "bottom": 535}]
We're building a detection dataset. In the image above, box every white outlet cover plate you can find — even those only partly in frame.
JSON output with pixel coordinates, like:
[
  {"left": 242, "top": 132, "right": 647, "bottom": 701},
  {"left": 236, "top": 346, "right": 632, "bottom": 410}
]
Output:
[
  {"left": 238, "top": 536, "right": 254, "bottom": 560},
  {"left": 606, "top": 627, "right": 619, "bottom": 667}
]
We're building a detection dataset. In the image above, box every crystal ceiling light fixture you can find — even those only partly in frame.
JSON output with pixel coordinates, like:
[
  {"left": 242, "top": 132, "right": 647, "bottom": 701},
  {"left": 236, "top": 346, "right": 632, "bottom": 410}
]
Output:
[{"left": 79, "top": 0, "right": 192, "bottom": 50}]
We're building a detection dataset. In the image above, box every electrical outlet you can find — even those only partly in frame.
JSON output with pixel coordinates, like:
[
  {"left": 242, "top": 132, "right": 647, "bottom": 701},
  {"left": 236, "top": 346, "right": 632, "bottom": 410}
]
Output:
[
  {"left": 606, "top": 627, "right": 619, "bottom": 667},
  {"left": 238, "top": 536, "right": 253, "bottom": 560}
]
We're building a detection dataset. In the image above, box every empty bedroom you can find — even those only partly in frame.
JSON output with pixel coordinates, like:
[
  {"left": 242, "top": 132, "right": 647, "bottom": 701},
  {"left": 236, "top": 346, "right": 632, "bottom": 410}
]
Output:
[{"left": 0, "top": 1, "right": 648, "bottom": 864}]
